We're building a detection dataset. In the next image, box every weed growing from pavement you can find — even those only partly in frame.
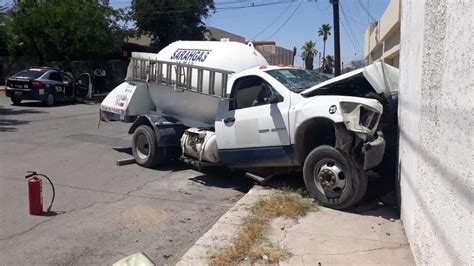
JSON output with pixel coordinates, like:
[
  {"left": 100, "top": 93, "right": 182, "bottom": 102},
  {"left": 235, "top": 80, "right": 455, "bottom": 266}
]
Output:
[{"left": 212, "top": 190, "right": 318, "bottom": 265}]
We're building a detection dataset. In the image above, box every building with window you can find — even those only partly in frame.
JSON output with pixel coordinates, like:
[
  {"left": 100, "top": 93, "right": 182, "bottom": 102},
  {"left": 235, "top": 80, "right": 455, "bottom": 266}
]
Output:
[{"left": 364, "top": 0, "right": 400, "bottom": 67}]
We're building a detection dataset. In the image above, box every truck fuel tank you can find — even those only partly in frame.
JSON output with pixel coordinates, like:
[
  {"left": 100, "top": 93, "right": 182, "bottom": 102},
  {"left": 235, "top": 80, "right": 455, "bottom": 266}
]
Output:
[{"left": 181, "top": 128, "right": 220, "bottom": 164}]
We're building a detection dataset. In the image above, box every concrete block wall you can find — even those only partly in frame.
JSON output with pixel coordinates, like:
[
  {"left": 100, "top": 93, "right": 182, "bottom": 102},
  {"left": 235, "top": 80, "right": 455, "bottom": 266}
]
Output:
[{"left": 398, "top": 0, "right": 473, "bottom": 264}]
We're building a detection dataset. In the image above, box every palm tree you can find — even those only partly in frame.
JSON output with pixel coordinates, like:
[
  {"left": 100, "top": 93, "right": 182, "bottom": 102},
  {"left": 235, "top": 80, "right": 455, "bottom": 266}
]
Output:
[
  {"left": 301, "top": 41, "right": 317, "bottom": 70},
  {"left": 324, "top": 55, "right": 334, "bottom": 74},
  {"left": 318, "top": 24, "right": 332, "bottom": 72}
]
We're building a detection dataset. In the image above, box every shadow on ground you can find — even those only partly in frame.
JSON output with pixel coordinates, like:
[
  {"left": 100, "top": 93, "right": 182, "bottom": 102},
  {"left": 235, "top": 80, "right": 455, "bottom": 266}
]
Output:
[
  {"left": 0, "top": 106, "right": 47, "bottom": 132},
  {"left": 190, "top": 167, "right": 254, "bottom": 193},
  {"left": 0, "top": 106, "right": 47, "bottom": 115},
  {"left": 112, "top": 146, "right": 255, "bottom": 194},
  {"left": 110, "top": 147, "right": 398, "bottom": 219}
]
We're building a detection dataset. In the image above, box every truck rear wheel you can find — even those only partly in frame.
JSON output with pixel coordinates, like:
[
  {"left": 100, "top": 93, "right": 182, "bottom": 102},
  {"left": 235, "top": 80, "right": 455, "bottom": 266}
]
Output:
[
  {"left": 132, "top": 125, "right": 166, "bottom": 167},
  {"left": 303, "top": 145, "right": 367, "bottom": 209}
]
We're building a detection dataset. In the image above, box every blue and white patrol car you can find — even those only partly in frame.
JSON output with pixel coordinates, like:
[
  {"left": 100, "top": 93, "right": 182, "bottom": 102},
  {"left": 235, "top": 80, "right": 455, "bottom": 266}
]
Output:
[{"left": 5, "top": 67, "right": 91, "bottom": 106}]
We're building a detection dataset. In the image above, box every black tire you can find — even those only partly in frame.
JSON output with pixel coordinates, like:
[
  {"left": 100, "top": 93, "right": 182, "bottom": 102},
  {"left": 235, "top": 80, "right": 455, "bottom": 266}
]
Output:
[
  {"left": 43, "top": 93, "right": 55, "bottom": 106},
  {"left": 75, "top": 96, "right": 86, "bottom": 103},
  {"left": 11, "top": 98, "right": 22, "bottom": 105},
  {"left": 132, "top": 125, "right": 166, "bottom": 167},
  {"left": 303, "top": 145, "right": 367, "bottom": 209}
]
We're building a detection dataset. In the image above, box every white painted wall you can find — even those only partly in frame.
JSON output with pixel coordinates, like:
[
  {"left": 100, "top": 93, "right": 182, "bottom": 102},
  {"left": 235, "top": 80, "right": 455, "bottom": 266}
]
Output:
[{"left": 398, "top": 0, "right": 473, "bottom": 264}]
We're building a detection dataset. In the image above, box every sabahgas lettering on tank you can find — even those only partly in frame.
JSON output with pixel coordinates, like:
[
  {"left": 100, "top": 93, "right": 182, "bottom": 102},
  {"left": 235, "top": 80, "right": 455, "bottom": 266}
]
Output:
[{"left": 170, "top": 48, "right": 211, "bottom": 62}]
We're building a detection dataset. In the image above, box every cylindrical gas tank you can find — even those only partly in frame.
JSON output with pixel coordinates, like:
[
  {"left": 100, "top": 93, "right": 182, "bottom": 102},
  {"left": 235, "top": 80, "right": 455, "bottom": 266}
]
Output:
[
  {"left": 129, "top": 40, "right": 268, "bottom": 81},
  {"left": 181, "top": 128, "right": 220, "bottom": 164},
  {"left": 126, "top": 41, "right": 269, "bottom": 127}
]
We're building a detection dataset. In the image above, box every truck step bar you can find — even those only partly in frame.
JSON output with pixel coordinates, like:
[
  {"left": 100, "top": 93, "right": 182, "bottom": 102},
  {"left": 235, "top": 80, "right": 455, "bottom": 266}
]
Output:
[{"left": 130, "top": 57, "right": 233, "bottom": 98}]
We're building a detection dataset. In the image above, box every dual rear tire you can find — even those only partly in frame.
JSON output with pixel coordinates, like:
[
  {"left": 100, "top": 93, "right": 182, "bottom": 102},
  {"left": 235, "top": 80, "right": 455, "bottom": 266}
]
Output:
[
  {"left": 132, "top": 125, "right": 180, "bottom": 167},
  {"left": 132, "top": 125, "right": 166, "bottom": 167}
]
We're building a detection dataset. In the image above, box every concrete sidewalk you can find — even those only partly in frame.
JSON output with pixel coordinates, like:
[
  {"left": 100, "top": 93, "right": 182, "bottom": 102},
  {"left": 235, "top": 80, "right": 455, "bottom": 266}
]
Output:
[{"left": 177, "top": 186, "right": 414, "bottom": 265}]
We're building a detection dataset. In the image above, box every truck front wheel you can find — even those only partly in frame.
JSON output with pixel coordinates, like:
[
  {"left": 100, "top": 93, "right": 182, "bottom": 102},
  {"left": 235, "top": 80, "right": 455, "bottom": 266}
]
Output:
[
  {"left": 303, "top": 145, "right": 367, "bottom": 209},
  {"left": 132, "top": 125, "right": 166, "bottom": 167}
]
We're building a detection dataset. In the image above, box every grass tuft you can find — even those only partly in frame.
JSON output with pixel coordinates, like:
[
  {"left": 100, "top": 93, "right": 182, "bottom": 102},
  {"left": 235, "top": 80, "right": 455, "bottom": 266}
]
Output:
[{"left": 212, "top": 190, "right": 317, "bottom": 266}]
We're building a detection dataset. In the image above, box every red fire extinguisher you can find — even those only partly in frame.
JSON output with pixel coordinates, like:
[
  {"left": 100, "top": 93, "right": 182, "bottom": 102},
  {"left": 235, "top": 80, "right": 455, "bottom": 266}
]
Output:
[{"left": 25, "top": 171, "right": 55, "bottom": 215}]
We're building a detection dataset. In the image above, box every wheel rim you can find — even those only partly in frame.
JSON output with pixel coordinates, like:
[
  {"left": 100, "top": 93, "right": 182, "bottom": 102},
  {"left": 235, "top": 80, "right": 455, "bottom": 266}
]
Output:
[
  {"left": 47, "top": 94, "right": 54, "bottom": 105},
  {"left": 313, "top": 159, "right": 346, "bottom": 198},
  {"left": 136, "top": 133, "right": 150, "bottom": 160}
]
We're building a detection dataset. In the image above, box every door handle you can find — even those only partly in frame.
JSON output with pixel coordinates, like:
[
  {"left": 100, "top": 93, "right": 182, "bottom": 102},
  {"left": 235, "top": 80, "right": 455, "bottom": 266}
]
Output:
[{"left": 223, "top": 117, "right": 235, "bottom": 124}]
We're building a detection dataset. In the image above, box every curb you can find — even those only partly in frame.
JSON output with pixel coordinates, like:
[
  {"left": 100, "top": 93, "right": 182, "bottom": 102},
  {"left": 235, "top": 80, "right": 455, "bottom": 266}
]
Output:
[{"left": 176, "top": 185, "right": 272, "bottom": 265}]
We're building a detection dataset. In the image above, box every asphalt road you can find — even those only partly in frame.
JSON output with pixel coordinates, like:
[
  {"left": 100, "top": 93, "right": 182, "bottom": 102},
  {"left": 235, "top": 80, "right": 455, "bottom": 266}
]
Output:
[{"left": 0, "top": 95, "right": 253, "bottom": 265}]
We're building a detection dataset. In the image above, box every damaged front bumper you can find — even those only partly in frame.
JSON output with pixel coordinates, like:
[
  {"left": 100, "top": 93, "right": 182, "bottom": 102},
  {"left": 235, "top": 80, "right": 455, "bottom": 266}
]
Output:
[{"left": 362, "top": 131, "right": 386, "bottom": 170}]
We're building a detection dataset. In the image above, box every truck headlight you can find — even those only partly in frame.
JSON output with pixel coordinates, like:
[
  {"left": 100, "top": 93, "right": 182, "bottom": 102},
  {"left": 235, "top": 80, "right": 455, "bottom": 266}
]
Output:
[
  {"left": 359, "top": 106, "right": 380, "bottom": 130},
  {"left": 340, "top": 102, "right": 381, "bottom": 139}
]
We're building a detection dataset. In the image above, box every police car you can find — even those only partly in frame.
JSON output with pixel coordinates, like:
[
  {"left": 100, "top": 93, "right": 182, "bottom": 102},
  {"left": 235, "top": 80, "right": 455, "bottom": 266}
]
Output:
[{"left": 5, "top": 67, "right": 91, "bottom": 106}]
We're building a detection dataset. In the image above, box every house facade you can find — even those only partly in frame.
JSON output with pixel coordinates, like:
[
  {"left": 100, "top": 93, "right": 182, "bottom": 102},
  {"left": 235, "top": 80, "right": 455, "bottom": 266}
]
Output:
[{"left": 364, "top": 0, "right": 400, "bottom": 67}]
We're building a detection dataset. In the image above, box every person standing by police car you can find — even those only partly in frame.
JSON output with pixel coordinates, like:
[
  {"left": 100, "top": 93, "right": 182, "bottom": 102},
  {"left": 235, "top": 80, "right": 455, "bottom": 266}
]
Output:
[{"left": 93, "top": 67, "right": 106, "bottom": 94}]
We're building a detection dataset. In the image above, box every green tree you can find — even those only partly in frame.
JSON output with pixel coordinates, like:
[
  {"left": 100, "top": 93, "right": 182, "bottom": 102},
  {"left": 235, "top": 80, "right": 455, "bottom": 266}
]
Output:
[
  {"left": 7, "top": 0, "right": 128, "bottom": 61},
  {"left": 301, "top": 41, "right": 317, "bottom": 70},
  {"left": 324, "top": 55, "right": 334, "bottom": 74},
  {"left": 131, "top": 0, "right": 215, "bottom": 51},
  {"left": 0, "top": 5, "right": 10, "bottom": 56},
  {"left": 317, "top": 24, "right": 331, "bottom": 72}
]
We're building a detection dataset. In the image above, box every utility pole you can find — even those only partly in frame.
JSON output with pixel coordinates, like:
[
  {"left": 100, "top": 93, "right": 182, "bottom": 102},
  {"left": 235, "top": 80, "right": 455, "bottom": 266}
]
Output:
[{"left": 330, "top": 0, "right": 341, "bottom": 76}]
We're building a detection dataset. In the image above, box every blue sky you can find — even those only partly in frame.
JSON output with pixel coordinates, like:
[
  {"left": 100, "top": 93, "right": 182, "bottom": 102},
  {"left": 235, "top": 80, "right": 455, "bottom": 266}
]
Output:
[
  {"left": 1, "top": 0, "right": 390, "bottom": 67},
  {"left": 109, "top": 0, "right": 390, "bottom": 67},
  {"left": 202, "top": 0, "right": 390, "bottom": 67}
]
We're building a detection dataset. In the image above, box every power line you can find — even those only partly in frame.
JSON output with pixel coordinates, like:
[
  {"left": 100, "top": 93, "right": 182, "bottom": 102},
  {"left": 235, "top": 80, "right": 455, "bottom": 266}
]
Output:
[
  {"left": 315, "top": 0, "right": 331, "bottom": 11},
  {"left": 251, "top": 2, "right": 293, "bottom": 40},
  {"left": 264, "top": 1, "right": 302, "bottom": 40},
  {"left": 128, "top": 1, "right": 292, "bottom": 17},
  {"left": 340, "top": 0, "right": 366, "bottom": 27},
  {"left": 340, "top": 14, "right": 362, "bottom": 54},
  {"left": 357, "top": 0, "right": 376, "bottom": 21},
  {"left": 216, "top": 2, "right": 292, "bottom": 12},
  {"left": 339, "top": 3, "right": 362, "bottom": 53}
]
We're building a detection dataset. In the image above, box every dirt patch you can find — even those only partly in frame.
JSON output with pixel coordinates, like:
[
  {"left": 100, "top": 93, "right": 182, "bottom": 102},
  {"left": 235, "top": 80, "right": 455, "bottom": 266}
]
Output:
[{"left": 119, "top": 205, "right": 170, "bottom": 229}]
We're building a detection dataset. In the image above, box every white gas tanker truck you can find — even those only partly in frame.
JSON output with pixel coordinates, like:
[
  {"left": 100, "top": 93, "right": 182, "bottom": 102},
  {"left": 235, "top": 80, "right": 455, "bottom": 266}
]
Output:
[{"left": 100, "top": 40, "right": 399, "bottom": 209}]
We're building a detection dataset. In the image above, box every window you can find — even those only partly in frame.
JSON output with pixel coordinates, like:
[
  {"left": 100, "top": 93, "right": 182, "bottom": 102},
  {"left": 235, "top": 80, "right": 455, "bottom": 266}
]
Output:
[
  {"left": 14, "top": 70, "right": 46, "bottom": 79},
  {"left": 231, "top": 76, "right": 282, "bottom": 110},
  {"left": 60, "top": 72, "right": 72, "bottom": 83},
  {"left": 266, "top": 69, "right": 329, "bottom": 93},
  {"left": 49, "top": 72, "right": 62, "bottom": 82}
]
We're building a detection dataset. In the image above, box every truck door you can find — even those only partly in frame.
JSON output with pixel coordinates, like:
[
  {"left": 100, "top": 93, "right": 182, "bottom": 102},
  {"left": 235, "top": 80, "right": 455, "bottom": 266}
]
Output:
[{"left": 215, "top": 75, "right": 293, "bottom": 167}]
